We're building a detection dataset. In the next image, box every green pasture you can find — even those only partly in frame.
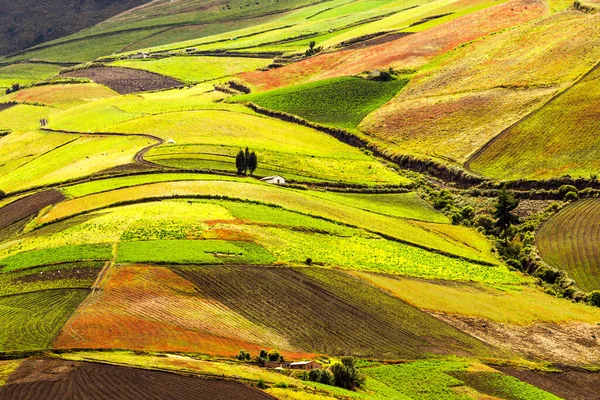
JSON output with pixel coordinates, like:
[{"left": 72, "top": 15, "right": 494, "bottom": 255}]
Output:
[
  {"left": 0, "top": 63, "right": 62, "bottom": 90},
  {"left": 110, "top": 56, "right": 270, "bottom": 83},
  {"left": 0, "top": 244, "right": 112, "bottom": 272},
  {"left": 235, "top": 77, "right": 408, "bottom": 130}
]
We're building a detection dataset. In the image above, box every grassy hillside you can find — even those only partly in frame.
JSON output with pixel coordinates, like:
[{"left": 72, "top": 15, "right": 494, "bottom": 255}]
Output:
[
  {"left": 537, "top": 199, "right": 600, "bottom": 292},
  {"left": 0, "top": 0, "right": 150, "bottom": 56},
  {"left": 235, "top": 77, "right": 408, "bottom": 130},
  {"left": 360, "top": 11, "right": 600, "bottom": 166},
  {"left": 469, "top": 64, "right": 600, "bottom": 180}
]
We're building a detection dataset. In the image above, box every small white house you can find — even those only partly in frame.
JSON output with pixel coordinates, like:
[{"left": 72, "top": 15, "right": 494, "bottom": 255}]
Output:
[
  {"left": 167, "top": 138, "right": 176, "bottom": 144},
  {"left": 261, "top": 176, "right": 286, "bottom": 185}
]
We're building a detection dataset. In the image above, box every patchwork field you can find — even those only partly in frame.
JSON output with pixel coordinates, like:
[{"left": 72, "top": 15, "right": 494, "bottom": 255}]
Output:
[
  {"left": 360, "top": 10, "right": 600, "bottom": 165},
  {"left": 0, "top": 358, "right": 273, "bottom": 400},
  {"left": 240, "top": 0, "right": 546, "bottom": 91},
  {"left": 536, "top": 199, "right": 600, "bottom": 292},
  {"left": 175, "top": 265, "right": 494, "bottom": 358},
  {"left": 1, "top": 0, "right": 599, "bottom": 395},
  {"left": 31, "top": 181, "right": 499, "bottom": 266}
]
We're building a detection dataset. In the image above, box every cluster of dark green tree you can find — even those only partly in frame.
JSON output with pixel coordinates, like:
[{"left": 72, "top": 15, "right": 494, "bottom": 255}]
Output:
[
  {"left": 301, "top": 357, "right": 364, "bottom": 390},
  {"left": 305, "top": 41, "right": 322, "bottom": 57},
  {"left": 236, "top": 348, "right": 284, "bottom": 363},
  {"left": 430, "top": 184, "right": 600, "bottom": 307},
  {"left": 235, "top": 147, "right": 258, "bottom": 175}
]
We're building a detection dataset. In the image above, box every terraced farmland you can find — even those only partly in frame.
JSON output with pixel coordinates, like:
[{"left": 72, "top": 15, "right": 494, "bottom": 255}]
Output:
[
  {"left": 175, "top": 265, "right": 494, "bottom": 358},
  {"left": 537, "top": 199, "right": 600, "bottom": 292},
  {"left": 0, "top": 289, "right": 88, "bottom": 351},
  {"left": 33, "top": 181, "right": 498, "bottom": 265}
]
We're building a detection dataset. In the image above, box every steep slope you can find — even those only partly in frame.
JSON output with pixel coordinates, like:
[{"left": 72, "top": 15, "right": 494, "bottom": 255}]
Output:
[{"left": 0, "top": 0, "right": 151, "bottom": 56}]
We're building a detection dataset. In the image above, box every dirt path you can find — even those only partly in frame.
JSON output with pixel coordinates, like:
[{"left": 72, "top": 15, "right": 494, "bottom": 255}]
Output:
[{"left": 41, "top": 127, "right": 165, "bottom": 168}]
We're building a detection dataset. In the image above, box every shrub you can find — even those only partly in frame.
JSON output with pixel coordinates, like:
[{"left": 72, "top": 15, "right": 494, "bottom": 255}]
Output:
[
  {"left": 564, "top": 191, "right": 579, "bottom": 202},
  {"left": 306, "top": 257, "right": 313, "bottom": 266},
  {"left": 0, "top": 190, "right": 5, "bottom": 200},
  {"left": 431, "top": 190, "right": 454, "bottom": 210},
  {"left": 257, "top": 379, "right": 267, "bottom": 389},
  {"left": 586, "top": 291, "right": 600, "bottom": 307},
  {"left": 267, "top": 349, "right": 281, "bottom": 361},
  {"left": 474, "top": 215, "right": 495, "bottom": 235},
  {"left": 331, "top": 357, "right": 365, "bottom": 390},
  {"left": 558, "top": 185, "right": 578, "bottom": 197},
  {"left": 308, "top": 368, "right": 333, "bottom": 385},
  {"left": 259, "top": 349, "right": 268, "bottom": 359}
]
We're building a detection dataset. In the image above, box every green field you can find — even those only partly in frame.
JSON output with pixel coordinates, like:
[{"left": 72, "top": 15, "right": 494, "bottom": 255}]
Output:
[
  {"left": 34, "top": 181, "right": 498, "bottom": 265},
  {"left": 0, "top": 63, "right": 62, "bottom": 90},
  {"left": 470, "top": 65, "right": 600, "bottom": 180},
  {"left": 363, "top": 361, "right": 558, "bottom": 400},
  {"left": 235, "top": 77, "right": 409, "bottom": 130},
  {"left": 0, "top": 289, "right": 88, "bottom": 351},
  {"left": 536, "top": 199, "right": 600, "bottom": 292},
  {"left": 111, "top": 56, "right": 270, "bottom": 83},
  {"left": 117, "top": 240, "right": 275, "bottom": 265},
  {"left": 0, "top": 244, "right": 112, "bottom": 273}
]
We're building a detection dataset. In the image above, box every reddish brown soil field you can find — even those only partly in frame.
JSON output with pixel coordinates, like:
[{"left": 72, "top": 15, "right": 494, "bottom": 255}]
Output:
[
  {"left": 64, "top": 67, "right": 182, "bottom": 94},
  {"left": 241, "top": 0, "right": 546, "bottom": 91},
  {"left": 496, "top": 366, "right": 600, "bottom": 400},
  {"left": 0, "top": 358, "right": 274, "bottom": 400},
  {"left": 0, "top": 189, "right": 64, "bottom": 230},
  {"left": 54, "top": 266, "right": 312, "bottom": 359}
]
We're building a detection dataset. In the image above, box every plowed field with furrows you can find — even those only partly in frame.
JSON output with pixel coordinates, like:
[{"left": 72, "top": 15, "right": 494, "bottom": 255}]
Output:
[
  {"left": 175, "top": 266, "right": 494, "bottom": 358},
  {"left": 537, "top": 199, "right": 600, "bottom": 292},
  {"left": 0, "top": 358, "right": 274, "bottom": 400},
  {"left": 54, "top": 266, "right": 306, "bottom": 357}
]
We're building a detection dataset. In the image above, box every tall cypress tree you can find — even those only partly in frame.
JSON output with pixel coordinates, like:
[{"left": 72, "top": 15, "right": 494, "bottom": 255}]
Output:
[
  {"left": 244, "top": 147, "right": 251, "bottom": 174},
  {"left": 248, "top": 151, "right": 258, "bottom": 176},
  {"left": 235, "top": 149, "right": 246, "bottom": 175}
]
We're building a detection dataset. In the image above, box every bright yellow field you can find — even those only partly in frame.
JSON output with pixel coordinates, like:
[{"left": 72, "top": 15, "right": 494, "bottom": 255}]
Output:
[{"left": 354, "top": 272, "right": 600, "bottom": 325}]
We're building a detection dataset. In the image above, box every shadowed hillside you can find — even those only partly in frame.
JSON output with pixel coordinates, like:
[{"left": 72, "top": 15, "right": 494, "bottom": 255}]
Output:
[{"left": 0, "top": 0, "right": 151, "bottom": 56}]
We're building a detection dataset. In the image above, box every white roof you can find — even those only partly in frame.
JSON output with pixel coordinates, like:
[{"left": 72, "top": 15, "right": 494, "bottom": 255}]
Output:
[
  {"left": 290, "top": 361, "right": 316, "bottom": 365},
  {"left": 261, "top": 176, "right": 284, "bottom": 180}
]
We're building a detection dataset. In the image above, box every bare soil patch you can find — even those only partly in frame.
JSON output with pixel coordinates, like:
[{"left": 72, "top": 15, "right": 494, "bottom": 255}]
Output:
[
  {"left": 0, "top": 103, "right": 16, "bottom": 112},
  {"left": 342, "top": 32, "right": 413, "bottom": 50},
  {"left": 432, "top": 313, "right": 600, "bottom": 365},
  {"left": 0, "top": 189, "right": 64, "bottom": 230},
  {"left": 497, "top": 366, "right": 600, "bottom": 400},
  {"left": 63, "top": 66, "right": 182, "bottom": 94},
  {"left": 0, "top": 358, "right": 273, "bottom": 400},
  {"left": 16, "top": 265, "right": 99, "bottom": 283}
]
